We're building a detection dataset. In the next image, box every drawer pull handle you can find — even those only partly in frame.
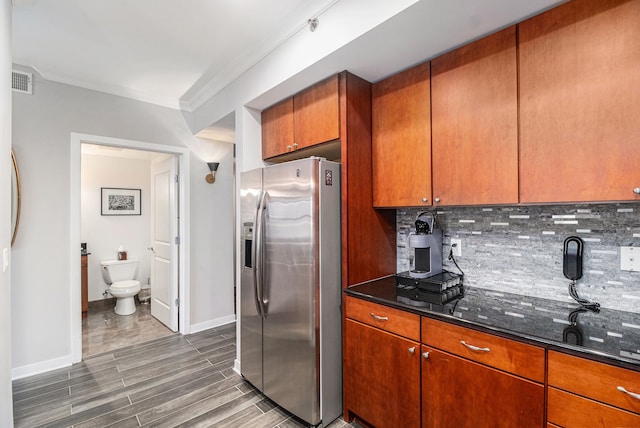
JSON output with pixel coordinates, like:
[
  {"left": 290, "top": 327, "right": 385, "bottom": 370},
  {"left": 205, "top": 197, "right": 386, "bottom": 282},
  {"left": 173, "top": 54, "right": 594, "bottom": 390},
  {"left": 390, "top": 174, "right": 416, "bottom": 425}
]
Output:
[
  {"left": 408, "top": 347, "right": 415, "bottom": 354},
  {"left": 618, "top": 386, "right": 640, "bottom": 400},
  {"left": 370, "top": 313, "right": 389, "bottom": 321},
  {"left": 460, "top": 341, "right": 490, "bottom": 353},
  {"left": 422, "top": 352, "right": 430, "bottom": 359}
]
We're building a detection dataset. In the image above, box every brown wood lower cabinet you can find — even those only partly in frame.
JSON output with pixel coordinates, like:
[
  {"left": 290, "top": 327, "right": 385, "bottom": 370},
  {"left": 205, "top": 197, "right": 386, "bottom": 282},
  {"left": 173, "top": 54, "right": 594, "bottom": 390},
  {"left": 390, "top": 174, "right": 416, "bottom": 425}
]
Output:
[
  {"left": 343, "top": 295, "right": 640, "bottom": 428},
  {"left": 547, "top": 351, "right": 640, "bottom": 427},
  {"left": 421, "top": 346, "right": 544, "bottom": 427},
  {"left": 343, "top": 318, "right": 420, "bottom": 428}
]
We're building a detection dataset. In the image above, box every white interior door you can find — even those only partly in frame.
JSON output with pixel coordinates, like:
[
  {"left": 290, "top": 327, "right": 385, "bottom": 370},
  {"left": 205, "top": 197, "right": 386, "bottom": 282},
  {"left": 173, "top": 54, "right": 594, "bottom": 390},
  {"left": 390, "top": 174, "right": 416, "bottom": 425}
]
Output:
[{"left": 150, "top": 155, "right": 178, "bottom": 331}]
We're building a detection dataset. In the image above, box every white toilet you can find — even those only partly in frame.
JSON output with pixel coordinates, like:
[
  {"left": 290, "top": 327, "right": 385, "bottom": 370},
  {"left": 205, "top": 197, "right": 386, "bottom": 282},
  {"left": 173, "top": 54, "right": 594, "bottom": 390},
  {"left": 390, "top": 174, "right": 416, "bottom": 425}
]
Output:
[{"left": 100, "top": 259, "right": 141, "bottom": 315}]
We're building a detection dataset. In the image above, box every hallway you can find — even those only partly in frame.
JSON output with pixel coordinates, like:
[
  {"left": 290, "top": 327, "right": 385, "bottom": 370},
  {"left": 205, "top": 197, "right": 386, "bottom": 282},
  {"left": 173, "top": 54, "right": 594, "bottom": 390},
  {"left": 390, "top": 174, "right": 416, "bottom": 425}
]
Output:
[{"left": 13, "top": 323, "right": 355, "bottom": 427}]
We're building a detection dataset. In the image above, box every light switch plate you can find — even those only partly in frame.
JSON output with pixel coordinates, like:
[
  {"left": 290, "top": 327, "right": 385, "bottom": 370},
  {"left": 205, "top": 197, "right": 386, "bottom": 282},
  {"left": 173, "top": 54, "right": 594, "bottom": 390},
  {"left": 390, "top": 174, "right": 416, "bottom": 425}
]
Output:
[{"left": 620, "top": 246, "right": 640, "bottom": 271}]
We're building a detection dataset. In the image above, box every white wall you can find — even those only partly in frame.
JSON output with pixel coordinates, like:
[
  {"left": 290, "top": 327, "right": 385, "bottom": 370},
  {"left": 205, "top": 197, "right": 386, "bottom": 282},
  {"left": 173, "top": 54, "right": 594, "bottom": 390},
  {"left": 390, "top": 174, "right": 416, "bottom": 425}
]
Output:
[
  {"left": 81, "top": 153, "right": 151, "bottom": 301},
  {"left": 11, "top": 68, "right": 235, "bottom": 378},
  {"left": 189, "top": 143, "right": 235, "bottom": 331},
  {"left": 0, "top": 0, "right": 13, "bottom": 423}
]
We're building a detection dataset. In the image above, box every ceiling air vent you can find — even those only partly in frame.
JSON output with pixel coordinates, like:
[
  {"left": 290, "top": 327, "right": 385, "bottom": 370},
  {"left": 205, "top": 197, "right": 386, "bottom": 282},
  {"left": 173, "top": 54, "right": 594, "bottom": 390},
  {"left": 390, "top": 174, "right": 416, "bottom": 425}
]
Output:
[{"left": 12, "top": 70, "right": 32, "bottom": 94}]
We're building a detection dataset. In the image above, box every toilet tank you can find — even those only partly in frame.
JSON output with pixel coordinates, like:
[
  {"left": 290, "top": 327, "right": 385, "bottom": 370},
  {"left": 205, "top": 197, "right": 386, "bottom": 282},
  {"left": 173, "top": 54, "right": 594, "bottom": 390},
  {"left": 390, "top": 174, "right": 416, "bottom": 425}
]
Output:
[{"left": 100, "top": 259, "right": 139, "bottom": 284}]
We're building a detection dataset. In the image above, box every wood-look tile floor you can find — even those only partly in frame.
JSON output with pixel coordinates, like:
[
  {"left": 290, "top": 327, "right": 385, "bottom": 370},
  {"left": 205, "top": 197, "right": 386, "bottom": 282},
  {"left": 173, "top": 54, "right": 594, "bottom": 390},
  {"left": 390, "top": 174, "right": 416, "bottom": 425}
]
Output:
[
  {"left": 83, "top": 300, "right": 175, "bottom": 358},
  {"left": 13, "top": 321, "right": 356, "bottom": 427}
]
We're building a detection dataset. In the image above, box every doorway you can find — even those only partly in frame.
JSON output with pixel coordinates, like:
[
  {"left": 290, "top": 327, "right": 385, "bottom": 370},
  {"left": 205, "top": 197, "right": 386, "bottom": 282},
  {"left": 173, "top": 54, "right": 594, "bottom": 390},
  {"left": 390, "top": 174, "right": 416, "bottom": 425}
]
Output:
[{"left": 70, "top": 133, "right": 190, "bottom": 363}]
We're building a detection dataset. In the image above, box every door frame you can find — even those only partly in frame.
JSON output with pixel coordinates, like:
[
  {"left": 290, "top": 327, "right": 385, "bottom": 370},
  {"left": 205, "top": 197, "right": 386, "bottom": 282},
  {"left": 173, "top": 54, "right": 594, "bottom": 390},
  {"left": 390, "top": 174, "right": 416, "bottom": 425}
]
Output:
[{"left": 69, "top": 132, "right": 190, "bottom": 363}]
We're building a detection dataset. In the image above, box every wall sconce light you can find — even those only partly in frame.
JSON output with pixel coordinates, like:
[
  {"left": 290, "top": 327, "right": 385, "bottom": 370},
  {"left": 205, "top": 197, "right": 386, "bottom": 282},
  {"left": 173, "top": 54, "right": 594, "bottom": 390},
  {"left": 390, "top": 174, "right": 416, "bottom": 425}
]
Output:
[{"left": 205, "top": 162, "right": 220, "bottom": 184}]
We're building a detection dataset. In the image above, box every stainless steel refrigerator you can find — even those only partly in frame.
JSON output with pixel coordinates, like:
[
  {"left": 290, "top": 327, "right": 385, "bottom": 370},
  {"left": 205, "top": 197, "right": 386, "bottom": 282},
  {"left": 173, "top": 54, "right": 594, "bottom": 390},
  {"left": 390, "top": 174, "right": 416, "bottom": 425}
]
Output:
[{"left": 240, "top": 157, "right": 342, "bottom": 427}]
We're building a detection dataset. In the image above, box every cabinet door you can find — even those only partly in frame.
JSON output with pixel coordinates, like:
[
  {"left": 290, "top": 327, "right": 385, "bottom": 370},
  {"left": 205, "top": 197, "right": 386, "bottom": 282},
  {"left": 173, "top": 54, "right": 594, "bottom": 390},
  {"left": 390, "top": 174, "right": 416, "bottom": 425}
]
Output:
[
  {"left": 262, "top": 97, "right": 294, "bottom": 160},
  {"left": 294, "top": 74, "right": 340, "bottom": 150},
  {"left": 344, "top": 319, "right": 420, "bottom": 428},
  {"left": 519, "top": 0, "right": 640, "bottom": 203},
  {"left": 431, "top": 26, "right": 518, "bottom": 206},
  {"left": 421, "top": 346, "right": 544, "bottom": 428},
  {"left": 372, "top": 61, "right": 432, "bottom": 207}
]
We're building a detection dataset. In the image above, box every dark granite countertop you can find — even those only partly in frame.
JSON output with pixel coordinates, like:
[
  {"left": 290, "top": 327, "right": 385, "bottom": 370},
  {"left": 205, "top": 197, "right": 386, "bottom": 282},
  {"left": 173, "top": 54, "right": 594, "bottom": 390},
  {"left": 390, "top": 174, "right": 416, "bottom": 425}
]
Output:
[{"left": 345, "top": 275, "right": 640, "bottom": 371}]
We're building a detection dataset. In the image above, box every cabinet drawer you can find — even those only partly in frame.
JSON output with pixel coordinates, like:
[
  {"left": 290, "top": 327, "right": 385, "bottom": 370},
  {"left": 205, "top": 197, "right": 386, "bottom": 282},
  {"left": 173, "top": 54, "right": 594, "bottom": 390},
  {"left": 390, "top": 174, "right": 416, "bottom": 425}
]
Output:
[
  {"left": 345, "top": 296, "right": 420, "bottom": 341},
  {"left": 421, "top": 317, "right": 545, "bottom": 382},
  {"left": 548, "top": 351, "right": 640, "bottom": 415},
  {"left": 548, "top": 387, "right": 640, "bottom": 427}
]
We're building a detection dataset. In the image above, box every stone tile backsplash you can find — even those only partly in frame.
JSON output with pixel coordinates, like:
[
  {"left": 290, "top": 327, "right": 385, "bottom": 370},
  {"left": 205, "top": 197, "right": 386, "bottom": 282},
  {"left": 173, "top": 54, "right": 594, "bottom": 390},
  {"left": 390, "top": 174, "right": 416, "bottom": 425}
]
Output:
[{"left": 397, "top": 203, "right": 640, "bottom": 313}]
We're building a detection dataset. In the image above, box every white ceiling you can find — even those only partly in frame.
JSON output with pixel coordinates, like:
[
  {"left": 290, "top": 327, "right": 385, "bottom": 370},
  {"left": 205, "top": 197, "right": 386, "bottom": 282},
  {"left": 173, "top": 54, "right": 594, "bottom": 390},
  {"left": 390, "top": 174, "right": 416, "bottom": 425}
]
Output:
[
  {"left": 11, "top": 0, "right": 338, "bottom": 110},
  {"left": 12, "top": 0, "right": 567, "bottom": 135}
]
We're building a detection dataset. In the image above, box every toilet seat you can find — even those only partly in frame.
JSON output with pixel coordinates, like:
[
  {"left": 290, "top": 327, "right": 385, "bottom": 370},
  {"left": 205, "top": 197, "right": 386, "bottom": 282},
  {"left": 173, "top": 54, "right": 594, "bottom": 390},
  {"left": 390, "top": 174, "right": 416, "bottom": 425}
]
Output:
[{"left": 110, "top": 280, "right": 141, "bottom": 294}]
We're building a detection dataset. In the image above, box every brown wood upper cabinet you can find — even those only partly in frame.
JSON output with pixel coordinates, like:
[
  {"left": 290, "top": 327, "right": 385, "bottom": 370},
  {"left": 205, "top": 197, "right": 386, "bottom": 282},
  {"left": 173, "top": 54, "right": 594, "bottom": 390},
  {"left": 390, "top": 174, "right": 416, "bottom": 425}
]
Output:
[
  {"left": 519, "top": 0, "right": 640, "bottom": 203},
  {"left": 431, "top": 25, "right": 518, "bottom": 206},
  {"left": 294, "top": 74, "right": 339, "bottom": 150},
  {"left": 261, "top": 98, "right": 294, "bottom": 160},
  {"left": 372, "top": 61, "right": 432, "bottom": 207},
  {"left": 261, "top": 75, "right": 339, "bottom": 160}
]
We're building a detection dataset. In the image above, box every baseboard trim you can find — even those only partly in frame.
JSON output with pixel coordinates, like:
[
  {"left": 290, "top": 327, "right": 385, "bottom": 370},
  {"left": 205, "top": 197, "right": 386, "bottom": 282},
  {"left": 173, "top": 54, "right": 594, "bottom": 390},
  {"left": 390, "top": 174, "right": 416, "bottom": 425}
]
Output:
[
  {"left": 12, "top": 355, "right": 73, "bottom": 380},
  {"left": 189, "top": 314, "right": 236, "bottom": 334},
  {"left": 233, "top": 358, "right": 241, "bottom": 376}
]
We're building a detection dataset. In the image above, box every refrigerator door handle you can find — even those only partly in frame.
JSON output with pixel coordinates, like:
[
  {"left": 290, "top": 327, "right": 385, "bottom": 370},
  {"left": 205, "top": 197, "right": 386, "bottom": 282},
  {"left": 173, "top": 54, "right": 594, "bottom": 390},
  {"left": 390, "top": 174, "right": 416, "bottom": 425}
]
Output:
[{"left": 254, "top": 191, "right": 267, "bottom": 319}]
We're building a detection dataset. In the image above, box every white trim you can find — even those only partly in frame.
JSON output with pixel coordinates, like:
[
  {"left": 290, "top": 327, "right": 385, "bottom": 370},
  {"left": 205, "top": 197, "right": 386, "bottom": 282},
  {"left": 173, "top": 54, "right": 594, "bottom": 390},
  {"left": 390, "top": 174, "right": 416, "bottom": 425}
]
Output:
[
  {"left": 189, "top": 314, "right": 236, "bottom": 335},
  {"left": 70, "top": 132, "right": 191, "bottom": 363},
  {"left": 12, "top": 355, "right": 73, "bottom": 380},
  {"left": 233, "top": 358, "right": 241, "bottom": 376}
]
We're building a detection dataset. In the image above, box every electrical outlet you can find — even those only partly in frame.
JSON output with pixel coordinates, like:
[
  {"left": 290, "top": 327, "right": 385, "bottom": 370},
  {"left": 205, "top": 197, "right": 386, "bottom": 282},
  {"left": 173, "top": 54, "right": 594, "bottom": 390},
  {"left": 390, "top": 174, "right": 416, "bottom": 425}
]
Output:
[
  {"left": 621, "top": 246, "right": 640, "bottom": 271},
  {"left": 451, "top": 239, "right": 462, "bottom": 257}
]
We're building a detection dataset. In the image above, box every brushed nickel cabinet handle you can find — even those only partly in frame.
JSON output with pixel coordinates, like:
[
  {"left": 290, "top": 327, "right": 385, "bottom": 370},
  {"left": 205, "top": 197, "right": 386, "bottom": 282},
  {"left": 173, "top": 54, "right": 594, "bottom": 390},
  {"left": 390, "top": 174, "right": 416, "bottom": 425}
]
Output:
[
  {"left": 370, "top": 313, "right": 389, "bottom": 321},
  {"left": 422, "top": 352, "right": 430, "bottom": 359},
  {"left": 618, "top": 386, "right": 640, "bottom": 400},
  {"left": 634, "top": 188, "right": 640, "bottom": 195},
  {"left": 434, "top": 197, "right": 440, "bottom": 203},
  {"left": 408, "top": 347, "right": 415, "bottom": 354},
  {"left": 286, "top": 145, "right": 292, "bottom": 151},
  {"left": 460, "top": 340, "right": 490, "bottom": 353},
  {"left": 293, "top": 143, "right": 298, "bottom": 149},
  {"left": 422, "top": 197, "right": 428, "bottom": 203}
]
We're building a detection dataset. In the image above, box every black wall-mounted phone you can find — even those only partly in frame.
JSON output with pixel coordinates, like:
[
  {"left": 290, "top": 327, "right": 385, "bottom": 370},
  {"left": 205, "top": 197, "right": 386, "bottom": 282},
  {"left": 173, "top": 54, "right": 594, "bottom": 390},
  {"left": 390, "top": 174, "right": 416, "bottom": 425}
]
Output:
[{"left": 563, "top": 236, "right": 584, "bottom": 280}]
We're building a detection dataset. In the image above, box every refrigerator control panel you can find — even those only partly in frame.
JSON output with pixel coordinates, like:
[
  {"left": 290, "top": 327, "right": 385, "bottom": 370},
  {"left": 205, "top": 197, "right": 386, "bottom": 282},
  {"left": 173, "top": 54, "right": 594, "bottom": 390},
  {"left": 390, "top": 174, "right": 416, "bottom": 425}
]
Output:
[{"left": 243, "top": 222, "right": 253, "bottom": 268}]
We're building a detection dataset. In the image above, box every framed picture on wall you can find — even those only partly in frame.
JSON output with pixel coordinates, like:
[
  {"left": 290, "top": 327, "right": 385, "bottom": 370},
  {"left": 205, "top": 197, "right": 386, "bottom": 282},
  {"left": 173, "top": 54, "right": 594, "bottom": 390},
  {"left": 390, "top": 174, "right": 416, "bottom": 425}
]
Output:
[{"left": 101, "top": 188, "right": 141, "bottom": 216}]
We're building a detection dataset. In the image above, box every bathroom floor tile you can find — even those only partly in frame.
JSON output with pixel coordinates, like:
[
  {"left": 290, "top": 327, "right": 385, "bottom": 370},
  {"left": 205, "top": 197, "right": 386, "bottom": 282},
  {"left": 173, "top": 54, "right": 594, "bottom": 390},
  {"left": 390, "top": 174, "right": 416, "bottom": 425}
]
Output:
[{"left": 82, "top": 301, "right": 174, "bottom": 358}]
